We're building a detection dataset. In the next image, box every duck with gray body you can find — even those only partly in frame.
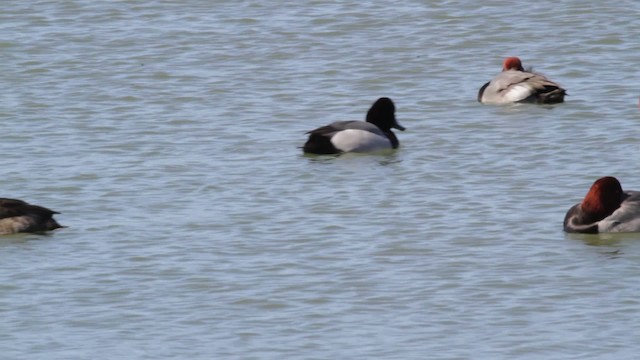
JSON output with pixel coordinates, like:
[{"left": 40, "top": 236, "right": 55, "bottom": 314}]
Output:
[
  {"left": 0, "top": 198, "right": 63, "bottom": 235},
  {"left": 478, "top": 57, "right": 566, "bottom": 105},
  {"left": 563, "top": 176, "right": 640, "bottom": 234},
  {"left": 303, "top": 97, "right": 405, "bottom": 154}
]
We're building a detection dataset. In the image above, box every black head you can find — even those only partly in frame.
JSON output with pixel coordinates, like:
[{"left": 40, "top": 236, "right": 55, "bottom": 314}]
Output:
[{"left": 365, "top": 97, "right": 405, "bottom": 131}]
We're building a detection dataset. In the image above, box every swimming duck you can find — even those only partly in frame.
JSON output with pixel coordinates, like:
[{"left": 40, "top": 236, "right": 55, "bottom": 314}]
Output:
[
  {"left": 302, "top": 97, "right": 405, "bottom": 154},
  {"left": 0, "top": 198, "right": 64, "bottom": 235},
  {"left": 563, "top": 176, "right": 640, "bottom": 233},
  {"left": 478, "top": 57, "right": 566, "bottom": 105}
]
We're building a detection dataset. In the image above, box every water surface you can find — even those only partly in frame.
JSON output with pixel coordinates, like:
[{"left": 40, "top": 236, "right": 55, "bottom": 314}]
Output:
[{"left": 2, "top": 1, "right": 640, "bottom": 359}]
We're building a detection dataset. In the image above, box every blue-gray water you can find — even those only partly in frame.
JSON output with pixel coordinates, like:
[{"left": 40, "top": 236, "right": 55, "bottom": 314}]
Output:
[{"left": 3, "top": 1, "right": 640, "bottom": 359}]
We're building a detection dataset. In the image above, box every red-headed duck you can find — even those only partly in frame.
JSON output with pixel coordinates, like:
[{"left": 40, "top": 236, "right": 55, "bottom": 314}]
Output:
[
  {"left": 563, "top": 177, "right": 640, "bottom": 233},
  {"left": 0, "top": 198, "right": 64, "bottom": 235},
  {"left": 478, "top": 57, "right": 566, "bottom": 105},
  {"left": 302, "top": 97, "right": 405, "bottom": 154}
]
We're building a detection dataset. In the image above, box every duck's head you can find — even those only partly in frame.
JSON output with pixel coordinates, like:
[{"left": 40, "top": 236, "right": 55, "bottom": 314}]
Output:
[
  {"left": 502, "top": 57, "right": 525, "bottom": 71},
  {"left": 366, "top": 97, "right": 405, "bottom": 131},
  {"left": 581, "top": 176, "right": 624, "bottom": 221}
]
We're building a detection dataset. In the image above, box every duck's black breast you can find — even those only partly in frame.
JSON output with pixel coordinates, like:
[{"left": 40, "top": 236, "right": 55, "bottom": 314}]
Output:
[
  {"left": 563, "top": 203, "right": 599, "bottom": 233},
  {"left": 477, "top": 81, "right": 490, "bottom": 102}
]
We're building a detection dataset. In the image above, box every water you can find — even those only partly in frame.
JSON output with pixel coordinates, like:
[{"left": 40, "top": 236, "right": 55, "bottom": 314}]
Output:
[{"left": 2, "top": 1, "right": 640, "bottom": 359}]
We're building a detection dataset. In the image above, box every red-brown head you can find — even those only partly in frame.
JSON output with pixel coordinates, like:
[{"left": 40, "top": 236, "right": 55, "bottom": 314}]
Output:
[
  {"left": 580, "top": 176, "right": 624, "bottom": 220},
  {"left": 502, "top": 57, "right": 524, "bottom": 71}
]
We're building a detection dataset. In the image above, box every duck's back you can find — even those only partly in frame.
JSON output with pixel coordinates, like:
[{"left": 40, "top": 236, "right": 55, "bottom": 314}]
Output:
[{"left": 598, "top": 191, "right": 640, "bottom": 233}]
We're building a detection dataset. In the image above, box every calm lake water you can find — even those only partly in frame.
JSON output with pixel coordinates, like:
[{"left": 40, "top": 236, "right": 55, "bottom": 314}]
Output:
[{"left": 3, "top": 1, "right": 640, "bottom": 359}]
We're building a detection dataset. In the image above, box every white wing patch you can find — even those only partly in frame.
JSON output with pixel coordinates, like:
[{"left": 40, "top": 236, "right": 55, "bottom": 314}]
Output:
[
  {"left": 501, "top": 83, "right": 534, "bottom": 103},
  {"left": 330, "top": 129, "right": 392, "bottom": 152},
  {"left": 0, "top": 216, "right": 33, "bottom": 234}
]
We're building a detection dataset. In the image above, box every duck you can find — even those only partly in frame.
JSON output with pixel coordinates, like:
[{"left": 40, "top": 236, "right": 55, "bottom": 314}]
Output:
[
  {"left": 302, "top": 97, "right": 405, "bottom": 154},
  {"left": 0, "top": 198, "right": 64, "bottom": 235},
  {"left": 563, "top": 176, "right": 640, "bottom": 233},
  {"left": 478, "top": 57, "right": 566, "bottom": 105}
]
